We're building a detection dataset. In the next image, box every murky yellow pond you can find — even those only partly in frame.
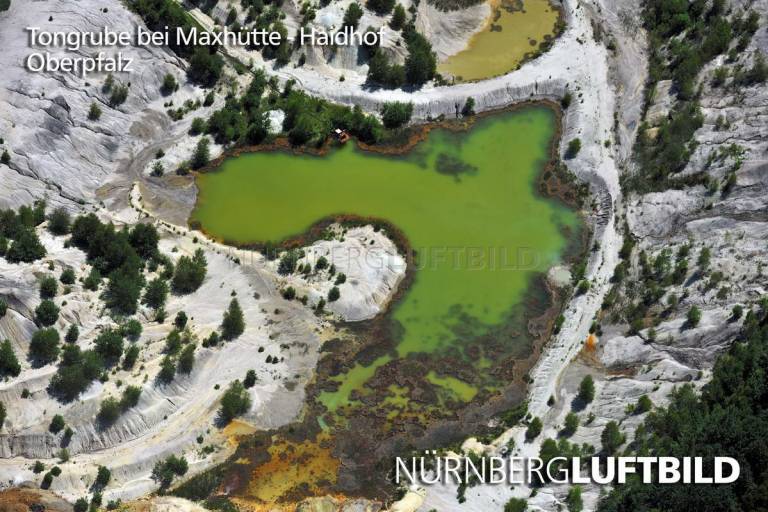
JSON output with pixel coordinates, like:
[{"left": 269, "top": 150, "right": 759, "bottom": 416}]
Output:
[{"left": 438, "top": 0, "right": 561, "bottom": 82}]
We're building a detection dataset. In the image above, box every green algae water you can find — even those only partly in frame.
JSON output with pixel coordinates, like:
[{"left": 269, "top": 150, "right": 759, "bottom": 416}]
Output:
[{"left": 192, "top": 106, "right": 577, "bottom": 417}]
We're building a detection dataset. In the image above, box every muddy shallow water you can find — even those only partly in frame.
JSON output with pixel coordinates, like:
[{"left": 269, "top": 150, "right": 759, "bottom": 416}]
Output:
[{"left": 438, "top": 0, "right": 562, "bottom": 82}]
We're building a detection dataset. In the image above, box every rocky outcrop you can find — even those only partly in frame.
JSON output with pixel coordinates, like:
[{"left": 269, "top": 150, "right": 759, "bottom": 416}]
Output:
[{"left": 275, "top": 225, "right": 406, "bottom": 322}]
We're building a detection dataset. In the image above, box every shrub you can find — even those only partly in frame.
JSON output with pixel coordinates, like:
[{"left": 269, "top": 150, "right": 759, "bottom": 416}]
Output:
[
  {"left": 88, "top": 102, "right": 102, "bottom": 121},
  {"left": 6, "top": 228, "right": 46, "bottom": 263},
  {"left": 565, "top": 138, "right": 581, "bottom": 159},
  {"left": 367, "top": 0, "right": 394, "bottom": 15},
  {"left": 219, "top": 380, "right": 251, "bottom": 423},
  {"left": 122, "top": 319, "right": 142, "bottom": 341},
  {"left": 120, "top": 385, "right": 142, "bottom": 409},
  {"left": 380, "top": 101, "right": 413, "bottom": 129},
  {"left": 327, "top": 286, "right": 340, "bottom": 302},
  {"left": 151, "top": 161, "right": 164, "bottom": 177},
  {"left": 74, "top": 498, "right": 89, "bottom": 512},
  {"left": 600, "top": 421, "right": 625, "bottom": 454},
  {"left": 95, "top": 465, "right": 111, "bottom": 488},
  {"left": 697, "top": 247, "right": 711, "bottom": 271},
  {"left": 29, "top": 328, "right": 60, "bottom": 363},
  {"left": 123, "top": 345, "right": 140, "bottom": 370},
  {"left": 190, "top": 117, "right": 206, "bottom": 135},
  {"left": 94, "top": 329, "right": 124, "bottom": 363},
  {"left": 282, "top": 287, "right": 296, "bottom": 300},
  {"left": 562, "top": 412, "right": 579, "bottom": 437},
  {"left": 0, "top": 401, "right": 4, "bottom": 429},
  {"left": 687, "top": 305, "right": 702, "bottom": 327},
  {"left": 461, "top": 97, "right": 475, "bottom": 117},
  {"left": 39, "top": 276, "right": 58, "bottom": 299},
  {"left": 152, "top": 455, "right": 188, "bottom": 490},
  {"left": 64, "top": 325, "right": 79, "bottom": 343},
  {"left": 60, "top": 268, "right": 76, "bottom": 285},
  {"left": 635, "top": 394, "right": 653, "bottom": 414},
  {"left": 109, "top": 83, "right": 129, "bottom": 107},
  {"left": 98, "top": 397, "right": 121, "bottom": 425},
  {"left": 244, "top": 369, "right": 257, "bottom": 388},
  {"left": 165, "top": 330, "right": 182, "bottom": 355},
  {"left": 504, "top": 498, "right": 527, "bottom": 512},
  {"left": 174, "top": 311, "right": 188, "bottom": 329},
  {"left": 83, "top": 267, "right": 102, "bottom": 291},
  {"left": 334, "top": 273, "right": 347, "bottom": 285},
  {"left": 525, "top": 417, "right": 543, "bottom": 440},
  {"left": 187, "top": 47, "right": 223, "bottom": 87},
  {"left": 47, "top": 208, "right": 71, "bottom": 235},
  {"left": 561, "top": 91, "right": 572, "bottom": 109},
  {"left": 178, "top": 344, "right": 196, "bottom": 374},
  {"left": 566, "top": 485, "right": 583, "bottom": 512},
  {"left": 160, "top": 73, "right": 178, "bottom": 95},
  {"left": 225, "top": 7, "right": 237, "bottom": 25},
  {"left": 314, "top": 256, "right": 329, "bottom": 271},
  {"left": 342, "top": 2, "right": 363, "bottom": 28},
  {"left": 203, "top": 332, "right": 220, "bottom": 348},
  {"left": 49, "top": 414, "right": 65, "bottom": 433},
  {"left": 278, "top": 250, "right": 300, "bottom": 275},
  {"left": 0, "top": 299, "right": 6, "bottom": 318},
  {"left": 158, "top": 355, "right": 176, "bottom": 383}
]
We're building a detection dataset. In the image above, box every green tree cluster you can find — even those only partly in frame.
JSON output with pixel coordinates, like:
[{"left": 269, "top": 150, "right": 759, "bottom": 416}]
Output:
[
  {"left": 129, "top": 0, "right": 223, "bottom": 86},
  {"left": 218, "top": 380, "right": 251, "bottom": 423},
  {"left": 600, "top": 305, "right": 768, "bottom": 510},
  {"left": 0, "top": 203, "right": 47, "bottom": 263},
  {"left": 172, "top": 249, "right": 207, "bottom": 294},
  {"left": 380, "top": 101, "right": 413, "bottom": 129},
  {"left": 49, "top": 345, "right": 103, "bottom": 401}
]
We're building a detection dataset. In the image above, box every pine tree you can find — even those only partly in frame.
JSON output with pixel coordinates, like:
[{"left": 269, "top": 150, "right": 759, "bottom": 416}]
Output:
[
  {"left": 578, "top": 375, "right": 595, "bottom": 403},
  {"left": 221, "top": 299, "right": 245, "bottom": 340},
  {"left": 390, "top": 4, "right": 406, "bottom": 30},
  {"left": 218, "top": 380, "right": 251, "bottom": 423},
  {"left": 191, "top": 137, "right": 211, "bottom": 169},
  {"left": 0, "top": 339, "right": 21, "bottom": 377}
]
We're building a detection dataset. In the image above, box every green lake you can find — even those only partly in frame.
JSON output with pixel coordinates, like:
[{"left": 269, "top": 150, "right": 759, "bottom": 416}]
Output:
[{"left": 192, "top": 106, "right": 578, "bottom": 418}]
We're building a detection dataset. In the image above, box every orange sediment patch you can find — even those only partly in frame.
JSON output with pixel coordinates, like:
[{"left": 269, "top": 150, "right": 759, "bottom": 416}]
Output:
[
  {"left": 585, "top": 333, "right": 598, "bottom": 351},
  {"left": 244, "top": 433, "right": 340, "bottom": 503},
  {"left": 223, "top": 419, "right": 260, "bottom": 449}
]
